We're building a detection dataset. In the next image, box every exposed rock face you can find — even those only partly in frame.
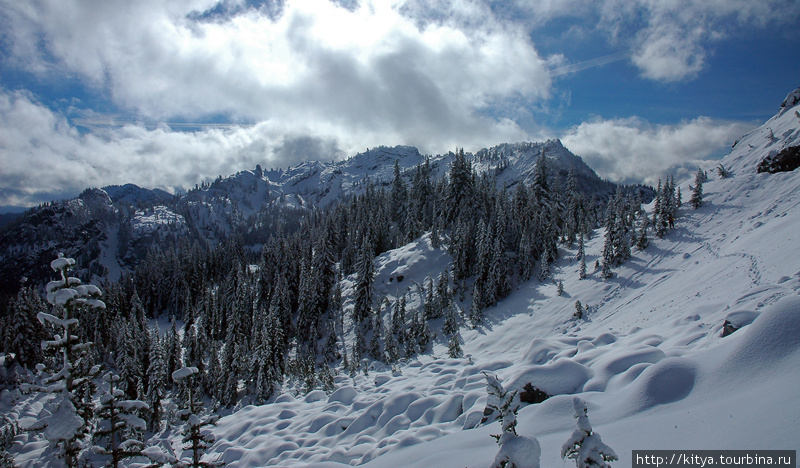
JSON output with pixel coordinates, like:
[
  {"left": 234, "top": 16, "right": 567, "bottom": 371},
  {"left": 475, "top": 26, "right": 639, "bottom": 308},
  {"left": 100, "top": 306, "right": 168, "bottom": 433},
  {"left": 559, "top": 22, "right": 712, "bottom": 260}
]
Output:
[
  {"left": 780, "top": 87, "right": 800, "bottom": 109},
  {"left": 757, "top": 146, "right": 800, "bottom": 174}
]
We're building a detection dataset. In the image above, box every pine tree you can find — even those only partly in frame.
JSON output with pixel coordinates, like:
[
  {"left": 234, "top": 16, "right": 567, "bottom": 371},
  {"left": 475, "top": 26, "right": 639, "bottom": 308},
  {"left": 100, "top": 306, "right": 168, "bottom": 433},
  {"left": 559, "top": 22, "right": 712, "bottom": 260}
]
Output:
[
  {"left": 165, "top": 317, "right": 181, "bottom": 388},
  {"left": 251, "top": 317, "right": 277, "bottom": 404},
  {"left": 578, "top": 231, "right": 587, "bottom": 280},
  {"left": 145, "top": 327, "right": 167, "bottom": 433},
  {"left": 353, "top": 239, "right": 375, "bottom": 324},
  {"left": 6, "top": 284, "right": 47, "bottom": 368},
  {"left": 446, "top": 148, "right": 474, "bottom": 223},
  {"left": 27, "top": 254, "right": 105, "bottom": 466},
  {"left": 574, "top": 301, "right": 584, "bottom": 320},
  {"left": 561, "top": 398, "right": 617, "bottom": 468},
  {"left": 368, "top": 309, "right": 384, "bottom": 362},
  {"left": 484, "top": 373, "right": 541, "bottom": 468},
  {"left": 390, "top": 159, "right": 408, "bottom": 227},
  {"left": 635, "top": 210, "right": 650, "bottom": 251},
  {"left": 173, "top": 367, "right": 222, "bottom": 467},
  {"left": 691, "top": 167, "right": 704, "bottom": 209},
  {"left": 0, "top": 418, "right": 18, "bottom": 468},
  {"left": 654, "top": 180, "right": 667, "bottom": 239},
  {"left": 92, "top": 372, "right": 149, "bottom": 468},
  {"left": 601, "top": 225, "right": 615, "bottom": 279}
]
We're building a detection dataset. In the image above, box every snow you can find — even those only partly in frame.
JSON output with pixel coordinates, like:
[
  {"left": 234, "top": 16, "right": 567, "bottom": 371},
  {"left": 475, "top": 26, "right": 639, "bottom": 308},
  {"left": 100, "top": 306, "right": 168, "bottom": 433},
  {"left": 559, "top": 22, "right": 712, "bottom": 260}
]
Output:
[
  {"left": 5, "top": 94, "right": 800, "bottom": 468},
  {"left": 41, "top": 399, "right": 83, "bottom": 443},
  {"left": 492, "top": 435, "right": 541, "bottom": 468},
  {"left": 172, "top": 366, "right": 199, "bottom": 381},
  {"left": 50, "top": 255, "right": 75, "bottom": 272},
  {"left": 197, "top": 101, "right": 800, "bottom": 467},
  {"left": 131, "top": 205, "right": 188, "bottom": 237}
]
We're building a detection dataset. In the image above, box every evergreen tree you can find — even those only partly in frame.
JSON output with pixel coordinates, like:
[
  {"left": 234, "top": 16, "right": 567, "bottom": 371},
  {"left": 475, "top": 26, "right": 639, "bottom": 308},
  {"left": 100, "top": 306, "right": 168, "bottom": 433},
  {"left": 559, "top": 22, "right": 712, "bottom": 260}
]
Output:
[
  {"left": 484, "top": 373, "right": 541, "bottom": 468},
  {"left": 173, "top": 367, "right": 222, "bottom": 467},
  {"left": 368, "top": 309, "right": 384, "bottom": 362},
  {"left": 93, "top": 372, "right": 149, "bottom": 468},
  {"left": 691, "top": 167, "right": 704, "bottom": 209},
  {"left": 251, "top": 315, "right": 277, "bottom": 404},
  {"left": 390, "top": 160, "right": 408, "bottom": 227},
  {"left": 353, "top": 239, "right": 375, "bottom": 324},
  {"left": 600, "top": 226, "right": 615, "bottom": 279},
  {"left": 384, "top": 329, "right": 400, "bottom": 363},
  {"left": 561, "top": 398, "right": 617, "bottom": 468},
  {"left": 574, "top": 301, "right": 584, "bottom": 320},
  {"left": 27, "top": 254, "right": 105, "bottom": 466},
  {"left": 635, "top": 210, "right": 650, "bottom": 251},
  {"left": 653, "top": 180, "right": 667, "bottom": 239},
  {"left": 5, "top": 284, "right": 47, "bottom": 368},
  {"left": 445, "top": 148, "right": 474, "bottom": 223},
  {"left": 578, "top": 232, "right": 587, "bottom": 280},
  {"left": 145, "top": 327, "right": 167, "bottom": 433},
  {"left": 165, "top": 317, "right": 181, "bottom": 388},
  {"left": 443, "top": 302, "right": 462, "bottom": 358},
  {"left": 447, "top": 333, "right": 463, "bottom": 359}
]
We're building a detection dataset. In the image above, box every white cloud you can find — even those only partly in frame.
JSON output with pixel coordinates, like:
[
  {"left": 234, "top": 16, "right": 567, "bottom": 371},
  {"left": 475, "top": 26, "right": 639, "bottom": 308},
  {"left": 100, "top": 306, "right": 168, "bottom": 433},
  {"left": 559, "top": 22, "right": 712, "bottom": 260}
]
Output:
[
  {"left": 0, "top": 0, "right": 549, "bottom": 146},
  {"left": 0, "top": 89, "right": 330, "bottom": 206},
  {"left": 0, "top": 0, "right": 560, "bottom": 206},
  {"left": 560, "top": 116, "right": 755, "bottom": 185}
]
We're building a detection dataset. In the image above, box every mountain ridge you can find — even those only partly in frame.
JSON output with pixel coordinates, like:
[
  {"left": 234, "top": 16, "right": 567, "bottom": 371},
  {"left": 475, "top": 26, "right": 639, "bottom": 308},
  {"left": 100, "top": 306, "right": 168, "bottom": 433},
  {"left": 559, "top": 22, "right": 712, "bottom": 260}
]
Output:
[{"left": 0, "top": 138, "right": 645, "bottom": 298}]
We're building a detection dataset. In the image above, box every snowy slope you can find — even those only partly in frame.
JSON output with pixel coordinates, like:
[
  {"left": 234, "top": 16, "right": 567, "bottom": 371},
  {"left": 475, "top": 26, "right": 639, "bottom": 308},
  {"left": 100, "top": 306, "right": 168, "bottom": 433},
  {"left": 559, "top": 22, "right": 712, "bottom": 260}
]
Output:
[
  {"left": 4, "top": 96, "right": 798, "bottom": 467},
  {"left": 195, "top": 96, "right": 800, "bottom": 467}
]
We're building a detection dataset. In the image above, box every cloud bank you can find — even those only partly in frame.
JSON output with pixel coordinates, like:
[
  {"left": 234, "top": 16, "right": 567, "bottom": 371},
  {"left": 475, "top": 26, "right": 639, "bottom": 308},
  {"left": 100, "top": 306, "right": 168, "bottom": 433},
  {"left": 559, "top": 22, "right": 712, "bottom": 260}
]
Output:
[
  {"left": 0, "top": 0, "right": 795, "bottom": 207},
  {"left": 561, "top": 116, "right": 755, "bottom": 185}
]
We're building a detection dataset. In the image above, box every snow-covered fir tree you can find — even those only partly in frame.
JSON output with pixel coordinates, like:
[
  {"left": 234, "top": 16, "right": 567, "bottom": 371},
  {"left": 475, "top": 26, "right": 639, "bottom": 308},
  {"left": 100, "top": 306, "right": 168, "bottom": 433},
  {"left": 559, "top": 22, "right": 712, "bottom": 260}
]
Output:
[
  {"left": 173, "top": 366, "right": 221, "bottom": 467},
  {"left": 26, "top": 254, "right": 105, "bottom": 467},
  {"left": 353, "top": 238, "right": 375, "bottom": 324},
  {"left": 92, "top": 372, "right": 149, "bottom": 468},
  {"left": 578, "top": 231, "right": 587, "bottom": 280},
  {"left": 574, "top": 300, "right": 584, "bottom": 320},
  {"left": 561, "top": 398, "right": 617, "bottom": 468},
  {"left": 484, "top": 373, "right": 541, "bottom": 468},
  {"left": 4, "top": 283, "right": 47, "bottom": 368},
  {"left": 636, "top": 210, "right": 650, "bottom": 251},
  {"left": 691, "top": 167, "right": 704, "bottom": 209},
  {"left": 145, "top": 327, "right": 167, "bottom": 433}
]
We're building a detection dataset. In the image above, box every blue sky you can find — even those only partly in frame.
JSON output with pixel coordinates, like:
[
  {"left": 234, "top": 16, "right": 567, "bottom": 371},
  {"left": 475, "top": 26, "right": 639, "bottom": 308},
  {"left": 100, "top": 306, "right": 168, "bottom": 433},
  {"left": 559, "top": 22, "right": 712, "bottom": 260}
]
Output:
[{"left": 0, "top": 0, "right": 798, "bottom": 209}]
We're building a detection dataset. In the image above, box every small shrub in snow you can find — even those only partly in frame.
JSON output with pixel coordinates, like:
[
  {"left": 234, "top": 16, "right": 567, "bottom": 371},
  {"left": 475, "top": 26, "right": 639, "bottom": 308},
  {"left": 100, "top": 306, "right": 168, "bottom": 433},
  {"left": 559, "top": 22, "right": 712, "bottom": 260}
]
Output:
[
  {"left": 561, "top": 398, "right": 618, "bottom": 468},
  {"left": 484, "top": 373, "right": 541, "bottom": 468}
]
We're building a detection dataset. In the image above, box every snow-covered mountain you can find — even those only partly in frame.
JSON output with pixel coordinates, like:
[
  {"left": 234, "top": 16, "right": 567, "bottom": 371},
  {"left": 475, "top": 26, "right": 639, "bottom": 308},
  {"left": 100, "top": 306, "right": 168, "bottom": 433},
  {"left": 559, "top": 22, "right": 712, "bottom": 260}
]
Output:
[
  {"left": 165, "top": 90, "right": 798, "bottom": 466},
  {"left": 5, "top": 88, "right": 800, "bottom": 467},
  {"left": 0, "top": 139, "right": 631, "bottom": 296}
]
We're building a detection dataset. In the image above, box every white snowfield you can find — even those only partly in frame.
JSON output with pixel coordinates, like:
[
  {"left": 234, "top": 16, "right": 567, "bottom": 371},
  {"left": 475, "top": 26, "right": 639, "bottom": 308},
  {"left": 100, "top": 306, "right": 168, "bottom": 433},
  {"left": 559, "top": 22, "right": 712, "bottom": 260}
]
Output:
[
  {"left": 203, "top": 98, "right": 800, "bottom": 467},
  {"left": 4, "top": 94, "right": 799, "bottom": 467}
]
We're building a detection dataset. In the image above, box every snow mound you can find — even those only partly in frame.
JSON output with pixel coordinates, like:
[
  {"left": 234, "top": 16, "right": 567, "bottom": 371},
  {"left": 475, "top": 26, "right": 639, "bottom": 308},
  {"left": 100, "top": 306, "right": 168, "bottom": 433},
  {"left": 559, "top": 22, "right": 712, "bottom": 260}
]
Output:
[
  {"left": 506, "top": 360, "right": 591, "bottom": 397},
  {"left": 721, "top": 294, "right": 800, "bottom": 376},
  {"left": 625, "top": 357, "right": 697, "bottom": 412}
]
